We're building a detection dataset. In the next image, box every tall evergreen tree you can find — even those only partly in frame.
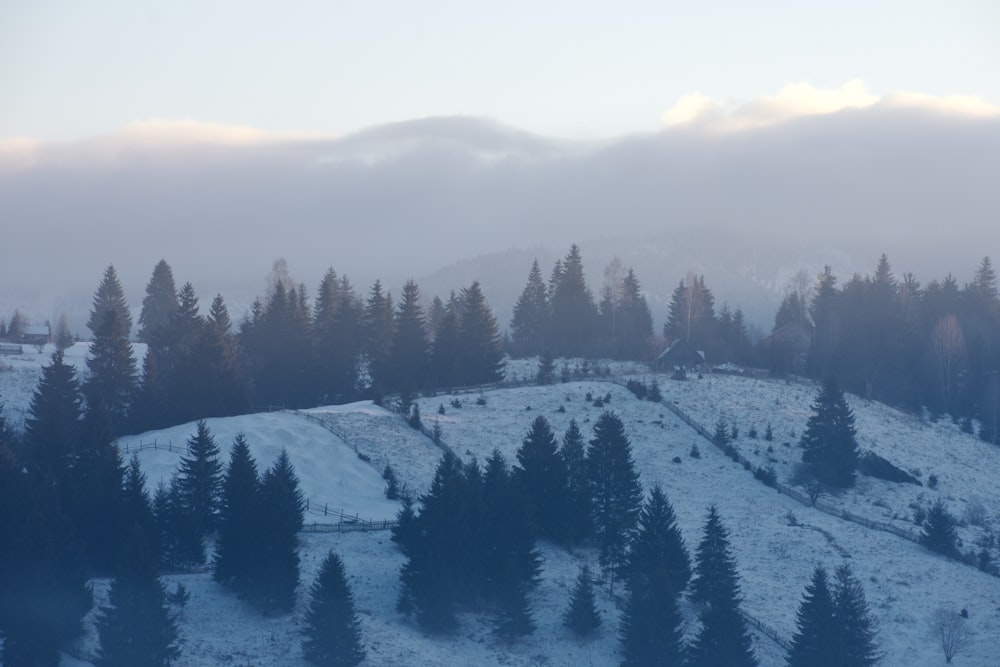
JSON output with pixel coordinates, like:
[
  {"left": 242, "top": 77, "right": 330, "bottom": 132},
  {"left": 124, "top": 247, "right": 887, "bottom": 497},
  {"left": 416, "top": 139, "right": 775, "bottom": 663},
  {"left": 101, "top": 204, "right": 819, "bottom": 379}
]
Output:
[
  {"left": 213, "top": 434, "right": 261, "bottom": 596},
  {"left": 137, "top": 260, "right": 179, "bottom": 344},
  {"left": 430, "top": 292, "right": 464, "bottom": 387},
  {"left": 302, "top": 550, "right": 365, "bottom": 667},
  {"left": 786, "top": 566, "right": 837, "bottom": 667},
  {"left": 830, "top": 565, "right": 880, "bottom": 667},
  {"left": 920, "top": 500, "right": 958, "bottom": 557},
  {"left": 176, "top": 421, "right": 223, "bottom": 553},
  {"left": 120, "top": 455, "right": 159, "bottom": 569},
  {"left": 457, "top": 281, "right": 505, "bottom": 385},
  {"left": 561, "top": 419, "right": 592, "bottom": 545},
  {"left": 388, "top": 279, "right": 429, "bottom": 396},
  {"left": 23, "top": 349, "right": 83, "bottom": 481},
  {"left": 96, "top": 527, "right": 180, "bottom": 667},
  {"left": 800, "top": 377, "right": 859, "bottom": 488},
  {"left": 619, "top": 485, "right": 688, "bottom": 667},
  {"left": 510, "top": 259, "right": 550, "bottom": 357},
  {"left": 587, "top": 412, "right": 643, "bottom": 588},
  {"left": 252, "top": 449, "right": 304, "bottom": 613},
  {"left": 314, "top": 269, "right": 363, "bottom": 403},
  {"left": 687, "top": 506, "right": 757, "bottom": 667},
  {"left": 514, "top": 415, "right": 568, "bottom": 541},
  {"left": 364, "top": 280, "right": 395, "bottom": 396},
  {"left": 549, "top": 245, "right": 599, "bottom": 357},
  {"left": 84, "top": 272, "right": 138, "bottom": 436}
]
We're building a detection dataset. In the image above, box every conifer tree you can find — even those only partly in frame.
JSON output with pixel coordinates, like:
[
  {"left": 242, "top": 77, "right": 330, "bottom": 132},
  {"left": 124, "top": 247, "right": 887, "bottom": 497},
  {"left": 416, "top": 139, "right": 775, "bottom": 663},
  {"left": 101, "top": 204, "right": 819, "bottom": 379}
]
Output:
[
  {"left": 619, "top": 485, "right": 688, "bottom": 667},
  {"left": 510, "top": 259, "right": 550, "bottom": 357},
  {"left": 587, "top": 412, "right": 643, "bottom": 588},
  {"left": 800, "top": 377, "right": 859, "bottom": 488},
  {"left": 364, "top": 280, "right": 395, "bottom": 396},
  {"left": 514, "top": 415, "right": 568, "bottom": 541},
  {"left": 84, "top": 265, "right": 137, "bottom": 436},
  {"left": 786, "top": 566, "right": 837, "bottom": 667},
  {"left": 687, "top": 506, "right": 757, "bottom": 667},
  {"left": 253, "top": 449, "right": 304, "bottom": 613},
  {"left": 120, "top": 455, "right": 159, "bottom": 569},
  {"left": 830, "top": 565, "right": 880, "bottom": 667},
  {"left": 314, "top": 269, "right": 363, "bottom": 403},
  {"left": 457, "top": 281, "right": 504, "bottom": 385},
  {"left": 920, "top": 501, "right": 958, "bottom": 557},
  {"left": 430, "top": 292, "right": 464, "bottom": 387},
  {"left": 213, "top": 434, "right": 261, "bottom": 596},
  {"left": 23, "top": 349, "right": 83, "bottom": 480},
  {"left": 549, "top": 245, "right": 599, "bottom": 357},
  {"left": 138, "top": 260, "right": 179, "bottom": 344},
  {"left": 302, "top": 550, "right": 365, "bottom": 667},
  {"left": 96, "top": 526, "right": 180, "bottom": 667},
  {"left": 564, "top": 565, "right": 601, "bottom": 637},
  {"left": 561, "top": 419, "right": 592, "bottom": 545},
  {"left": 388, "top": 279, "right": 429, "bottom": 396},
  {"left": 177, "top": 421, "right": 223, "bottom": 546}
]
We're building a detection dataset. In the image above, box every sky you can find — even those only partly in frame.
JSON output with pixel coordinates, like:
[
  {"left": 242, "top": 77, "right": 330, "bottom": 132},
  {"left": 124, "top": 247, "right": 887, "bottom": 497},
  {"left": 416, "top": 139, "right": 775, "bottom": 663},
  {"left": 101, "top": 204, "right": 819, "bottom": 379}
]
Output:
[{"left": 2, "top": 0, "right": 999, "bottom": 141}]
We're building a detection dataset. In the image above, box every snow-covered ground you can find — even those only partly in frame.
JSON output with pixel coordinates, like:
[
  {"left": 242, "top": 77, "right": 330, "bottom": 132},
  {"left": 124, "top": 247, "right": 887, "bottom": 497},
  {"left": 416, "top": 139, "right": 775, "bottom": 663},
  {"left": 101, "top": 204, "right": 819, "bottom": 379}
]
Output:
[{"left": 0, "top": 353, "right": 994, "bottom": 665}]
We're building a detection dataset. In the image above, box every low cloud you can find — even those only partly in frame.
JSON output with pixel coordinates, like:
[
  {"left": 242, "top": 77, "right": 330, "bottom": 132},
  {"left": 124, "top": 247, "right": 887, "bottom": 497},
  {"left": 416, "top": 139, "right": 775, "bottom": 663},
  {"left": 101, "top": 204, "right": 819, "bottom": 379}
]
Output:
[{"left": 662, "top": 80, "right": 1000, "bottom": 131}]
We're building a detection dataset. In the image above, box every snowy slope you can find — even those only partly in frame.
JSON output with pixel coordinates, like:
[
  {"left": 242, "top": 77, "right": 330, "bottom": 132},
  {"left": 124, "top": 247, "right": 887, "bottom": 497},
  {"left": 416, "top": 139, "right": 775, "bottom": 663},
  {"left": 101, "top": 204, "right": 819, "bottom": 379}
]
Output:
[{"left": 0, "top": 343, "right": 101, "bottom": 432}]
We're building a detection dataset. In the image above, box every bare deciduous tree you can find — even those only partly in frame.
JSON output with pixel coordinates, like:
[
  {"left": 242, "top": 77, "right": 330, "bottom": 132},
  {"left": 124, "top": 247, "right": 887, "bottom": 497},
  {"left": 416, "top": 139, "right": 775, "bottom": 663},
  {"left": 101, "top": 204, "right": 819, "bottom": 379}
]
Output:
[{"left": 929, "top": 608, "right": 973, "bottom": 664}]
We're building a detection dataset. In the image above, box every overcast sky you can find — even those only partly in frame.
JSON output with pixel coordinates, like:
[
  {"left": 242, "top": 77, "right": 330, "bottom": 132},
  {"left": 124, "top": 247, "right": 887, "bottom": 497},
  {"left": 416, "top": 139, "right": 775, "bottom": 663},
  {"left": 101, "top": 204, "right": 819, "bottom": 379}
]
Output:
[{"left": 2, "top": 0, "right": 999, "bottom": 141}]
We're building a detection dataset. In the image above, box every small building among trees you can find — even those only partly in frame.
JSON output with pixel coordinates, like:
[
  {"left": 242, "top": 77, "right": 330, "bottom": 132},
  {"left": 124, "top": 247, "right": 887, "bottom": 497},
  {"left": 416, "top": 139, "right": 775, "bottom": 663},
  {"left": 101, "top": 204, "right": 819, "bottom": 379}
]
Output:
[
  {"left": 655, "top": 339, "right": 705, "bottom": 371},
  {"left": 20, "top": 324, "right": 52, "bottom": 346}
]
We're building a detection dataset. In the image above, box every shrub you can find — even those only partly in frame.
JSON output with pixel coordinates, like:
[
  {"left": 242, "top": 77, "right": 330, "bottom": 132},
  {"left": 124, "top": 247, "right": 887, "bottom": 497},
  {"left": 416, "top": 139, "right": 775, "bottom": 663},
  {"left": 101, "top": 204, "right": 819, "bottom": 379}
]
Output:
[
  {"left": 475, "top": 395, "right": 487, "bottom": 406},
  {"left": 747, "top": 425, "right": 758, "bottom": 439},
  {"left": 438, "top": 404, "right": 446, "bottom": 415},
  {"left": 764, "top": 423, "right": 774, "bottom": 441},
  {"left": 689, "top": 444, "right": 701, "bottom": 459},
  {"left": 754, "top": 466, "right": 777, "bottom": 488},
  {"left": 928, "top": 474, "right": 939, "bottom": 489},
  {"left": 672, "top": 456, "right": 682, "bottom": 464},
  {"left": 451, "top": 398, "right": 462, "bottom": 409},
  {"left": 921, "top": 501, "right": 959, "bottom": 557},
  {"left": 557, "top": 405, "right": 566, "bottom": 413}
]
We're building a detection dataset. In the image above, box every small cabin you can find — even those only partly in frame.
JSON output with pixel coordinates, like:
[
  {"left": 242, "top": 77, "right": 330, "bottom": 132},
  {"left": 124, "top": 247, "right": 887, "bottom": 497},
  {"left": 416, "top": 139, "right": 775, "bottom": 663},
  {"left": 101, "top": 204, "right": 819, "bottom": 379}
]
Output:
[
  {"left": 655, "top": 339, "right": 705, "bottom": 371},
  {"left": 20, "top": 324, "right": 51, "bottom": 346}
]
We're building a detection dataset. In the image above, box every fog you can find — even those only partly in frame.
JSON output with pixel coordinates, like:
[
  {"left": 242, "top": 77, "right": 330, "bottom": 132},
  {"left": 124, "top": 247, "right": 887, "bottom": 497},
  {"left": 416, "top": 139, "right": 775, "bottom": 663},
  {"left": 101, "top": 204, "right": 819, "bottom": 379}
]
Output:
[{"left": 1, "top": 104, "right": 997, "bottom": 334}]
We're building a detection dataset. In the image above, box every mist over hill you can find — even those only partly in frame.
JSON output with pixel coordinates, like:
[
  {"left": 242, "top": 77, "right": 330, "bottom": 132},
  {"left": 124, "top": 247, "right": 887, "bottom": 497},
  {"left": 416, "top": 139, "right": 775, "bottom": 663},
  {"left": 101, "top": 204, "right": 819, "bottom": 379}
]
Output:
[{"left": 1, "top": 106, "right": 997, "bottom": 333}]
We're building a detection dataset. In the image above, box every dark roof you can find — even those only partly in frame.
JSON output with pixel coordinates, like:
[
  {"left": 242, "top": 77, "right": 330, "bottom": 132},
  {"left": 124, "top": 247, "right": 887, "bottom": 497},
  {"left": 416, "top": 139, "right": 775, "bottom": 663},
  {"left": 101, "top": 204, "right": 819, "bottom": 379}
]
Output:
[{"left": 656, "top": 339, "right": 705, "bottom": 364}]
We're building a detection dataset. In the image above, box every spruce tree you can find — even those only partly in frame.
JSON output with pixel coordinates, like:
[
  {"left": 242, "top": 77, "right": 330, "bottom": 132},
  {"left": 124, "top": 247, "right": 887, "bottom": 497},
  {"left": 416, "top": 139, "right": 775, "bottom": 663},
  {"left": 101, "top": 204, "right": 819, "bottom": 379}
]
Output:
[
  {"left": 213, "top": 434, "right": 261, "bottom": 596},
  {"left": 800, "top": 377, "right": 860, "bottom": 488},
  {"left": 364, "top": 280, "right": 395, "bottom": 397},
  {"left": 561, "top": 419, "right": 592, "bottom": 545},
  {"left": 252, "top": 449, "right": 304, "bottom": 613},
  {"left": 96, "top": 526, "right": 180, "bottom": 667},
  {"left": 564, "top": 565, "right": 601, "bottom": 637},
  {"left": 920, "top": 501, "right": 958, "bottom": 557},
  {"left": 510, "top": 259, "right": 550, "bottom": 357},
  {"left": 388, "top": 279, "right": 429, "bottom": 396},
  {"left": 120, "top": 455, "right": 159, "bottom": 570},
  {"left": 549, "top": 245, "right": 599, "bottom": 357},
  {"left": 302, "top": 550, "right": 365, "bottom": 667},
  {"left": 313, "top": 269, "right": 363, "bottom": 403},
  {"left": 137, "top": 260, "right": 179, "bottom": 344},
  {"left": 457, "top": 281, "right": 505, "bottom": 385},
  {"left": 687, "top": 506, "right": 757, "bottom": 667},
  {"left": 84, "top": 265, "right": 137, "bottom": 436},
  {"left": 23, "top": 348, "right": 84, "bottom": 480},
  {"left": 177, "top": 421, "right": 223, "bottom": 544},
  {"left": 830, "top": 565, "right": 880, "bottom": 667},
  {"left": 514, "top": 415, "right": 568, "bottom": 541},
  {"left": 430, "top": 292, "right": 464, "bottom": 388},
  {"left": 786, "top": 565, "right": 837, "bottom": 667},
  {"left": 619, "top": 485, "right": 688, "bottom": 667},
  {"left": 587, "top": 412, "right": 643, "bottom": 588}
]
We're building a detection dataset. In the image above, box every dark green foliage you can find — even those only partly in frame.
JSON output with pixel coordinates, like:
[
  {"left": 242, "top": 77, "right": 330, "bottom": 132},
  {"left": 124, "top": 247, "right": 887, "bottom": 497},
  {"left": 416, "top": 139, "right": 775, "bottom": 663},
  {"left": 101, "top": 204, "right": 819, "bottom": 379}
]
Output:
[
  {"left": 430, "top": 292, "right": 464, "bottom": 388},
  {"left": 549, "top": 245, "right": 599, "bottom": 357},
  {"left": 85, "top": 307, "right": 138, "bottom": 437},
  {"left": 647, "top": 380, "right": 662, "bottom": 402},
  {"left": 96, "top": 527, "right": 179, "bottom": 667},
  {"left": 388, "top": 279, "right": 429, "bottom": 396},
  {"left": 510, "top": 259, "right": 550, "bottom": 357},
  {"left": 537, "top": 351, "right": 555, "bottom": 384},
  {"left": 712, "top": 418, "right": 731, "bottom": 448},
  {"left": 458, "top": 281, "right": 505, "bottom": 385},
  {"left": 302, "top": 550, "right": 365, "bottom": 667},
  {"left": 313, "top": 269, "right": 363, "bottom": 404},
  {"left": 619, "top": 486, "right": 689, "bottom": 667},
  {"left": 177, "top": 421, "right": 223, "bottom": 546},
  {"left": 764, "top": 423, "right": 774, "bottom": 441},
  {"left": 383, "top": 464, "right": 400, "bottom": 500},
  {"left": 155, "top": 475, "right": 204, "bottom": 570},
  {"left": 830, "top": 565, "right": 881, "bottom": 667},
  {"left": 251, "top": 449, "right": 304, "bottom": 613},
  {"left": 137, "top": 260, "right": 179, "bottom": 344},
  {"left": 800, "top": 378, "right": 859, "bottom": 488},
  {"left": 587, "top": 412, "right": 643, "bottom": 587},
  {"left": 408, "top": 403, "right": 422, "bottom": 430},
  {"left": 515, "top": 415, "right": 568, "bottom": 542},
  {"left": 213, "top": 434, "right": 260, "bottom": 596},
  {"left": 564, "top": 565, "right": 601, "bottom": 637},
  {"left": 69, "top": 426, "right": 125, "bottom": 574},
  {"left": 687, "top": 506, "right": 757, "bottom": 667},
  {"left": 560, "top": 419, "right": 592, "bottom": 546},
  {"left": 786, "top": 566, "right": 837, "bottom": 667},
  {"left": 921, "top": 501, "right": 958, "bottom": 557},
  {"left": 121, "top": 455, "right": 159, "bottom": 570},
  {"left": 363, "top": 280, "right": 395, "bottom": 396},
  {"left": 23, "top": 349, "right": 83, "bottom": 480}
]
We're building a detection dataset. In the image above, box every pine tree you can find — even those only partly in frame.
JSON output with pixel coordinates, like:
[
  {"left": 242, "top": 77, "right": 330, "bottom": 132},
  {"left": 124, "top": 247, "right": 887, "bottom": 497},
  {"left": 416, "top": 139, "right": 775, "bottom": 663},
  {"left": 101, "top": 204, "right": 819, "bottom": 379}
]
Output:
[
  {"left": 314, "top": 269, "right": 363, "bottom": 403},
  {"left": 302, "top": 550, "right": 365, "bottom": 667},
  {"left": 138, "top": 260, "right": 179, "bottom": 344},
  {"left": 587, "top": 412, "right": 643, "bottom": 588},
  {"left": 213, "top": 434, "right": 261, "bottom": 596},
  {"left": 388, "top": 279, "right": 429, "bottom": 396},
  {"left": 920, "top": 501, "right": 958, "bottom": 557},
  {"left": 830, "top": 565, "right": 880, "bottom": 667},
  {"left": 687, "top": 506, "right": 757, "bottom": 667},
  {"left": 252, "top": 449, "right": 304, "bottom": 613},
  {"left": 96, "top": 526, "right": 180, "bottom": 667},
  {"left": 120, "top": 455, "right": 159, "bottom": 570},
  {"left": 537, "top": 350, "right": 555, "bottom": 385},
  {"left": 800, "top": 377, "right": 860, "bottom": 488},
  {"left": 786, "top": 565, "right": 837, "bottom": 667},
  {"left": 549, "top": 245, "right": 599, "bottom": 357},
  {"left": 177, "top": 421, "right": 223, "bottom": 547},
  {"left": 510, "top": 259, "right": 550, "bottom": 357},
  {"left": 564, "top": 565, "right": 601, "bottom": 637},
  {"left": 364, "top": 280, "right": 395, "bottom": 396},
  {"left": 457, "top": 281, "right": 505, "bottom": 385},
  {"left": 23, "top": 349, "right": 84, "bottom": 480},
  {"left": 561, "top": 419, "right": 592, "bottom": 545},
  {"left": 430, "top": 292, "right": 464, "bottom": 388},
  {"left": 619, "top": 485, "right": 688, "bottom": 667},
  {"left": 514, "top": 415, "right": 568, "bottom": 541}
]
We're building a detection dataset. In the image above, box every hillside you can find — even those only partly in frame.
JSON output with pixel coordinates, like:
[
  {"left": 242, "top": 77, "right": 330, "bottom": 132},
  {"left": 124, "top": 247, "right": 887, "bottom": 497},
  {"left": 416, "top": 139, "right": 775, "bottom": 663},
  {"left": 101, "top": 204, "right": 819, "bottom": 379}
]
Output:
[{"left": 3, "top": 354, "right": 999, "bottom": 665}]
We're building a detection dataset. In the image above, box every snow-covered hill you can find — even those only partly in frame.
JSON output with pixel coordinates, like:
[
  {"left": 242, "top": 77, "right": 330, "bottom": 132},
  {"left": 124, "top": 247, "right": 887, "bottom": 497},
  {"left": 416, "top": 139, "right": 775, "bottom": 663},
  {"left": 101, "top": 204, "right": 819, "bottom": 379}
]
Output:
[{"left": 4, "top": 353, "right": 999, "bottom": 665}]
